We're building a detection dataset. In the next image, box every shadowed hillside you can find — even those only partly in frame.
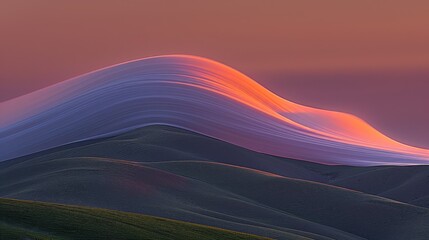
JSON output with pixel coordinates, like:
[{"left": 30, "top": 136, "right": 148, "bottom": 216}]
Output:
[{"left": 2, "top": 125, "right": 429, "bottom": 240}]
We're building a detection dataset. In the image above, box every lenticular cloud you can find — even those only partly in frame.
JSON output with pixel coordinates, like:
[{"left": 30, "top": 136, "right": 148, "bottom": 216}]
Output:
[{"left": 1, "top": 55, "right": 428, "bottom": 165}]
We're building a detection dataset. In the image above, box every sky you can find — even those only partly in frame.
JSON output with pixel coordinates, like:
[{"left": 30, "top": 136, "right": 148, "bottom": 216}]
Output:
[{"left": 1, "top": 0, "right": 428, "bottom": 148}]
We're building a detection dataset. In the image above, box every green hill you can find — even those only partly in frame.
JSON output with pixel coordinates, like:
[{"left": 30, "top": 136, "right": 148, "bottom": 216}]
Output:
[{"left": 0, "top": 198, "right": 269, "bottom": 240}]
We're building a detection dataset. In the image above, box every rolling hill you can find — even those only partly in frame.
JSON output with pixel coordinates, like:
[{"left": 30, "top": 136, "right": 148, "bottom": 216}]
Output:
[{"left": 2, "top": 125, "right": 429, "bottom": 239}]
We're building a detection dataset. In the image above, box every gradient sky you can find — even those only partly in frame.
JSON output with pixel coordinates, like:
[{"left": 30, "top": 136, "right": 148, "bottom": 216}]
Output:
[{"left": 1, "top": 0, "right": 428, "bottom": 148}]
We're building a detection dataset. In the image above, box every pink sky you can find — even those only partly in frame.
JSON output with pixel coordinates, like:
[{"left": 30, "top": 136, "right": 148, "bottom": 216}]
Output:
[{"left": 1, "top": 0, "right": 428, "bottom": 148}]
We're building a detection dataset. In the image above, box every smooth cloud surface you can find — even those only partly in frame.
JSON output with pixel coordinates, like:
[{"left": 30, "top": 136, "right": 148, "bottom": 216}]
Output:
[{"left": 1, "top": 55, "right": 428, "bottom": 165}]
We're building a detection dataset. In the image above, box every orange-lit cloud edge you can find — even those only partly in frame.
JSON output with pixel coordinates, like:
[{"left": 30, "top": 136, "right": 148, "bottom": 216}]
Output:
[{"left": 1, "top": 55, "right": 428, "bottom": 165}]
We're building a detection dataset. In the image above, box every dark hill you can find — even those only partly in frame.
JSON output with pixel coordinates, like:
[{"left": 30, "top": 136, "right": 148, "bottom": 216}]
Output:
[{"left": 2, "top": 125, "right": 429, "bottom": 240}]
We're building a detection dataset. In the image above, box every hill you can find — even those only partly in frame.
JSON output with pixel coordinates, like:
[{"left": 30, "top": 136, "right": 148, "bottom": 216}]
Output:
[
  {"left": 0, "top": 198, "right": 269, "bottom": 240},
  {"left": 2, "top": 125, "right": 429, "bottom": 239}
]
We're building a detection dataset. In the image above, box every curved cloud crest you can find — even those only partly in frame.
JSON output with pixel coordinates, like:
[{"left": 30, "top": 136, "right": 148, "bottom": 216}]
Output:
[{"left": 1, "top": 55, "right": 428, "bottom": 165}]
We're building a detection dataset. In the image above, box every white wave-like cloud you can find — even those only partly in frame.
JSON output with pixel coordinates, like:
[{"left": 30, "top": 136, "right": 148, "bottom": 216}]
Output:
[{"left": 1, "top": 55, "right": 428, "bottom": 165}]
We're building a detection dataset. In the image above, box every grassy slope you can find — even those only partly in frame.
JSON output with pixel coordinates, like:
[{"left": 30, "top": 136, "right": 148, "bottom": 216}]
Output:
[
  {"left": 0, "top": 198, "right": 269, "bottom": 240},
  {"left": 151, "top": 160, "right": 429, "bottom": 240}
]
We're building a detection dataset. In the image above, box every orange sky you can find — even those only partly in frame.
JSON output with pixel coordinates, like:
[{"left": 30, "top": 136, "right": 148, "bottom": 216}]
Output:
[{"left": 1, "top": 0, "right": 428, "bottom": 147}]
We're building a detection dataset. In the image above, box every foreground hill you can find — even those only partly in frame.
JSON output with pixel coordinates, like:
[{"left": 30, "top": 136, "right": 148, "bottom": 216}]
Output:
[
  {"left": 0, "top": 198, "right": 268, "bottom": 240},
  {"left": 2, "top": 125, "right": 429, "bottom": 239}
]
